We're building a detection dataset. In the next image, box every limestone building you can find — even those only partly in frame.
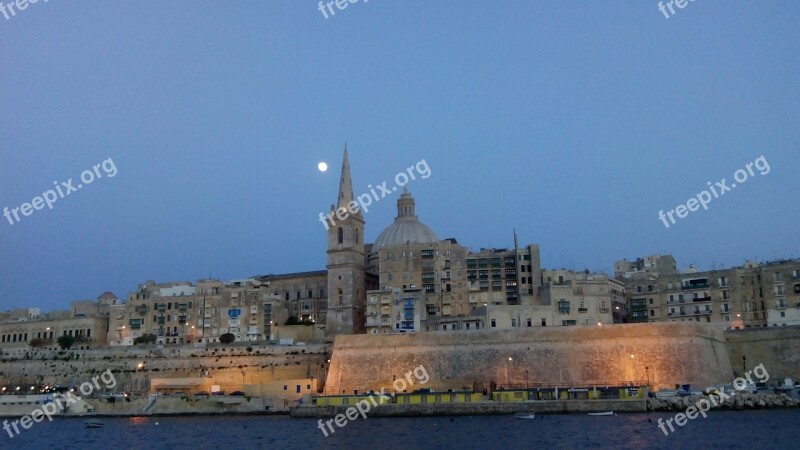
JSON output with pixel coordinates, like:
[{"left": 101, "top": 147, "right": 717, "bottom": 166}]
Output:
[
  {"left": 616, "top": 255, "right": 800, "bottom": 329},
  {"left": 107, "top": 279, "right": 297, "bottom": 346}
]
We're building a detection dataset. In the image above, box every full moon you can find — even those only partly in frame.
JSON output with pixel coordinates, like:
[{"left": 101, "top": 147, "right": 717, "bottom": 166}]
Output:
[{"left": 318, "top": 162, "right": 328, "bottom": 172}]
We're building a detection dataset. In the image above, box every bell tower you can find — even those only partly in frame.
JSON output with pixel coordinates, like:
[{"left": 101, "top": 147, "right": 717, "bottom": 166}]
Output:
[{"left": 325, "top": 145, "right": 366, "bottom": 336}]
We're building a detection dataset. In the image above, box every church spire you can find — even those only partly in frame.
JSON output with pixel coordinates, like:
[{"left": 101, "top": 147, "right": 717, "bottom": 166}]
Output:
[{"left": 337, "top": 143, "right": 357, "bottom": 211}]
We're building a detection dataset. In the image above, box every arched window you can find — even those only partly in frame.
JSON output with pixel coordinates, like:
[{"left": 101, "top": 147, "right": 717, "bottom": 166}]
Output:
[{"left": 338, "top": 227, "right": 344, "bottom": 244}]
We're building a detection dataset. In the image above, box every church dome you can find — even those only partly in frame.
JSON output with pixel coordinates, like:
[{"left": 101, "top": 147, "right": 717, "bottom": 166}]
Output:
[{"left": 373, "top": 188, "right": 438, "bottom": 249}]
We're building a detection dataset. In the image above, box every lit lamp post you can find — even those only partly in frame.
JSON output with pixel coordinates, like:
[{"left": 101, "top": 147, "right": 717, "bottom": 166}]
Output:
[
  {"left": 136, "top": 362, "right": 145, "bottom": 394},
  {"left": 630, "top": 354, "right": 635, "bottom": 385},
  {"left": 507, "top": 357, "right": 513, "bottom": 388}
]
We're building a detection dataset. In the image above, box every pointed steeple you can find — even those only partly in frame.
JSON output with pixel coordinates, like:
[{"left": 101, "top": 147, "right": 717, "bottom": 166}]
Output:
[{"left": 337, "top": 143, "right": 358, "bottom": 213}]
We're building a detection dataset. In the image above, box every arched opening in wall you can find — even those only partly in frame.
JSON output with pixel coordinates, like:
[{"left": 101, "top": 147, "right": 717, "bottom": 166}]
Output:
[{"left": 338, "top": 228, "right": 344, "bottom": 244}]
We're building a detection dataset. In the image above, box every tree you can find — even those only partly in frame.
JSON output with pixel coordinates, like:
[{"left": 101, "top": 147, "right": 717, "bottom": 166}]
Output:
[
  {"left": 285, "top": 316, "right": 314, "bottom": 326},
  {"left": 133, "top": 333, "right": 157, "bottom": 345},
  {"left": 29, "top": 337, "right": 49, "bottom": 348},
  {"left": 56, "top": 335, "right": 75, "bottom": 350},
  {"left": 219, "top": 333, "right": 235, "bottom": 344},
  {"left": 285, "top": 316, "right": 301, "bottom": 325}
]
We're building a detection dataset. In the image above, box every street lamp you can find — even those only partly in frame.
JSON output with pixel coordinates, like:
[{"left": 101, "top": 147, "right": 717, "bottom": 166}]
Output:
[{"left": 507, "top": 357, "right": 513, "bottom": 387}]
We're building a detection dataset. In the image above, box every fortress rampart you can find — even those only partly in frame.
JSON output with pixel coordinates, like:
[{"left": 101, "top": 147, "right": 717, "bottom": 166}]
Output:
[{"left": 326, "top": 323, "right": 740, "bottom": 393}]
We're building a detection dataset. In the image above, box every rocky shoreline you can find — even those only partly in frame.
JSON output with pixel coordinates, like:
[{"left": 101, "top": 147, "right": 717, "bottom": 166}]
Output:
[{"left": 647, "top": 392, "right": 799, "bottom": 412}]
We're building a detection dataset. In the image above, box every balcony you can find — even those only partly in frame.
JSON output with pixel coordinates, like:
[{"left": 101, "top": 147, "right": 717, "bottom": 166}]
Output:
[
  {"left": 681, "top": 283, "right": 709, "bottom": 290},
  {"left": 599, "top": 307, "right": 609, "bottom": 313},
  {"left": 578, "top": 307, "right": 588, "bottom": 313},
  {"left": 692, "top": 296, "right": 712, "bottom": 303}
]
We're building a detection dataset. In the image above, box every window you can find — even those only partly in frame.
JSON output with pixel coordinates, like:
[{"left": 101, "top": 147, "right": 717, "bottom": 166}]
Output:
[
  {"left": 511, "top": 319, "right": 517, "bottom": 327},
  {"left": 491, "top": 319, "right": 496, "bottom": 328},
  {"left": 337, "top": 227, "right": 343, "bottom": 244},
  {"left": 527, "top": 318, "right": 532, "bottom": 327}
]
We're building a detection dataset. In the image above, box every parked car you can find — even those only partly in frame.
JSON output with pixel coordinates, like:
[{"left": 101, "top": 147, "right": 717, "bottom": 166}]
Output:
[
  {"left": 211, "top": 391, "right": 226, "bottom": 396},
  {"left": 193, "top": 391, "right": 210, "bottom": 397},
  {"left": 229, "top": 391, "right": 246, "bottom": 396}
]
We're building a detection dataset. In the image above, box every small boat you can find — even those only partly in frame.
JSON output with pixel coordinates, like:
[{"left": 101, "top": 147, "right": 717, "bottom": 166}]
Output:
[
  {"left": 587, "top": 411, "right": 615, "bottom": 416},
  {"left": 85, "top": 419, "right": 104, "bottom": 428},
  {"left": 514, "top": 413, "right": 536, "bottom": 419}
]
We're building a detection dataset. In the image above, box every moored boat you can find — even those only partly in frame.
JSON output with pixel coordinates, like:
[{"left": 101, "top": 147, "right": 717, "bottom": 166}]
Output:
[
  {"left": 85, "top": 419, "right": 104, "bottom": 428},
  {"left": 588, "top": 411, "right": 615, "bottom": 416}
]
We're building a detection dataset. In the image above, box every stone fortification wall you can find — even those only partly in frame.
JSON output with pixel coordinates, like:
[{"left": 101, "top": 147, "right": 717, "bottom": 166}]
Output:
[
  {"left": 0, "top": 343, "right": 330, "bottom": 393},
  {"left": 725, "top": 326, "right": 800, "bottom": 381},
  {"left": 326, "top": 323, "right": 734, "bottom": 393}
]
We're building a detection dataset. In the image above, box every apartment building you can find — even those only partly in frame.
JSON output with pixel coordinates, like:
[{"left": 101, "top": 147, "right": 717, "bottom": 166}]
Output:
[{"left": 616, "top": 255, "right": 800, "bottom": 329}]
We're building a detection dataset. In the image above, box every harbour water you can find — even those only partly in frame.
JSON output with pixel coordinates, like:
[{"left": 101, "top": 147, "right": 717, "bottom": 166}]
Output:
[{"left": 3, "top": 410, "right": 799, "bottom": 449}]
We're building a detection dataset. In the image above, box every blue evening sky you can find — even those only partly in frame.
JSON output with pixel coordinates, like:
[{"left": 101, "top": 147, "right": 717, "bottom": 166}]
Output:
[{"left": 1, "top": 1, "right": 798, "bottom": 311}]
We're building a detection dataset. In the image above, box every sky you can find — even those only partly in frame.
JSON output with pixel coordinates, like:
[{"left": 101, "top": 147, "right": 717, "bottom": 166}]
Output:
[{"left": 1, "top": 1, "right": 798, "bottom": 312}]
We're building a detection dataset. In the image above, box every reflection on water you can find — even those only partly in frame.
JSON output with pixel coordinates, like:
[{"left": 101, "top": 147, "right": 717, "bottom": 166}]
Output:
[{"left": 5, "top": 410, "right": 799, "bottom": 450}]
